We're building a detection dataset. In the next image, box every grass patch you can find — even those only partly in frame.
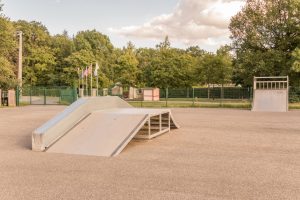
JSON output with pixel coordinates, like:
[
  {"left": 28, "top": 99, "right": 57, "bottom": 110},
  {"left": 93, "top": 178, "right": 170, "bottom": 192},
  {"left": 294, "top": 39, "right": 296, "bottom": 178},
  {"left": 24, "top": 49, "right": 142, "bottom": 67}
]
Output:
[
  {"left": 128, "top": 100, "right": 251, "bottom": 109},
  {"left": 130, "top": 100, "right": 300, "bottom": 110},
  {"left": 19, "top": 102, "right": 30, "bottom": 106},
  {"left": 289, "top": 103, "right": 300, "bottom": 109}
]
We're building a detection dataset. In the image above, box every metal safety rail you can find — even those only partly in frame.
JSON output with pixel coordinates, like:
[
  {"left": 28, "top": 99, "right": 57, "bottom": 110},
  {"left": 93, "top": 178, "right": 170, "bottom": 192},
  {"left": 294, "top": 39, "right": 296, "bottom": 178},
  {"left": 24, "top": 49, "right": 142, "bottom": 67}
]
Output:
[{"left": 254, "top": 76, "right": 289, "bottom": 90}]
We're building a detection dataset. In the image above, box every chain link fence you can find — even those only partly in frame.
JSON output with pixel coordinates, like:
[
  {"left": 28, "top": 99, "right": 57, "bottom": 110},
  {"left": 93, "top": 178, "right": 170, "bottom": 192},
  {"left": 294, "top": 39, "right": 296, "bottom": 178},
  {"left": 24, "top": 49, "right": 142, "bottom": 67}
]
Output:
[
  {"left": 18, "top": 86, "right": 77, "bottom": 105},
  {"left": 11, "top": 86, "right": 300, "bottom": 109}
]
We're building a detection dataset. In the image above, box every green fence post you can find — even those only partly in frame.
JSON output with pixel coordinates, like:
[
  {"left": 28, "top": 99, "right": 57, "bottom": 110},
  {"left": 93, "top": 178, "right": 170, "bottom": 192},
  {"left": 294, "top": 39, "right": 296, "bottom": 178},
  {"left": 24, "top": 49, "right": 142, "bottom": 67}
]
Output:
[
  {"left": 58, "top": 89, "right": 61, "bottom": 104},
  {"left": 44, "top": 88, "right": 46, "bottom": 105},
  {"left": 187, "top": 88, "right": 189, "bottom": 98},
  {"left": 165, "top": 88, "right": 168, "bottom": 107},
  {"left": 192, "top": 87, "right": 195, "bottom": 107},
  {"left": 221, "top": 85, "right": 224, "bottom": 108},
  {"left": 30, "top": 87, "right": 32, "bottom": 105},
  {"left": 15, "top": 86, "right": 19, "bottom": 106},
  {"left": 73, "top": 87, "right": 77, "bottom": 103}
]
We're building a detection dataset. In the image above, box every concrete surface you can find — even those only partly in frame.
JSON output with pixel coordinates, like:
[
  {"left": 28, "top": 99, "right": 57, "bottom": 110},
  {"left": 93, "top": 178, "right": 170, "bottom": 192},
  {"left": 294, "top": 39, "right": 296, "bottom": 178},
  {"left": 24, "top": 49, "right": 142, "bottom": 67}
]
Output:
[{"left": 0, "top": 106, "right": 299, "bottom": 200}]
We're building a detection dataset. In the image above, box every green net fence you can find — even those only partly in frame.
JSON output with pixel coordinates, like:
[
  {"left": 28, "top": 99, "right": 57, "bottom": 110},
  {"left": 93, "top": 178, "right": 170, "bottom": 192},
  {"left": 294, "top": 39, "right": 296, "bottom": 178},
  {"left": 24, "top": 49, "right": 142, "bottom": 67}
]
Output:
[
  {"left": 14, "top": 86, "right": 300, "bottom": 109},
  {"left": 19, "top": 86, "right": 77, "bottom": 105},
  {"left": 159, "top": 87, "right": 252, "bottom": 99}
]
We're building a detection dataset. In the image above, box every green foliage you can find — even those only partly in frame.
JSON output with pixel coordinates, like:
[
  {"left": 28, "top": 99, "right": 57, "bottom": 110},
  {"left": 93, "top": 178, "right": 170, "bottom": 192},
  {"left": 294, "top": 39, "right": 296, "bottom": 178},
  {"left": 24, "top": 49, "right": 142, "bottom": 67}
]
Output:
[
  {"left": 13, "top": 20, "right": 57, "bottom": 86},
  {"left": 113, "top": 42, "right": 139, "bottom": 87},
  {"left": 0, "top": 16, "right": 16, "bottom": 59},
  {"left": 141, "top": 45, "right": 196, "bottom": 88},
  {"left": 0, "top": 15, "right": 17, "bottom": 89},
  {"left": 0, "top": 57, "right": 17, "bottom": 89},
  {"left": 229, "top": 0, "right": 300, "bottom": 86},
  {"left": 292, "top": 48, "right": 300, "bottom": 73},
  {"left": 71, "top": 30, "right": 115, "bottom": 88},
  {"left": 215, "top": 46, "right": 233, "bottom": 84}
]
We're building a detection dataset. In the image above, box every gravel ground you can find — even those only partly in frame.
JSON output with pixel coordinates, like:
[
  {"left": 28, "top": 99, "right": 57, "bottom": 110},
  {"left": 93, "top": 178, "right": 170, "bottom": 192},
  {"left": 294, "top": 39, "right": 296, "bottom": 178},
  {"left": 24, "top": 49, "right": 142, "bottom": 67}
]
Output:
[{"left": 0, "top": 106, "right": 299, "bottom": 200}]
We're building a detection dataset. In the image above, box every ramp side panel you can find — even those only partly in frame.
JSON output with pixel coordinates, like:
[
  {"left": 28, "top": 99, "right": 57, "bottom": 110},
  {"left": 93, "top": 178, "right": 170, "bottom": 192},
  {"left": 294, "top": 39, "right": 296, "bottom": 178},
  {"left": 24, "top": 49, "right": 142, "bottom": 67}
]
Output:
[
  {"left": 47, "top": 112, "right": 147, "bottom": 157},
  {"left": 252, "top": 90, "right": 288, "bottom": 112},
  {"left": 32, "top": 98, "right": 89, "bottom": 151}
]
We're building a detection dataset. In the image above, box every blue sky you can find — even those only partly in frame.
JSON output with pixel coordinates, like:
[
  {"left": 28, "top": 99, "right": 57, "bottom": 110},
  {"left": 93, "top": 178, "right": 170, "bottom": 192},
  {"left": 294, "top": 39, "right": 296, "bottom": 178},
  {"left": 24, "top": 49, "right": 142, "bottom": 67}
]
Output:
[{"left": 2, "top": 0, "right": 244, "bottom": 51}]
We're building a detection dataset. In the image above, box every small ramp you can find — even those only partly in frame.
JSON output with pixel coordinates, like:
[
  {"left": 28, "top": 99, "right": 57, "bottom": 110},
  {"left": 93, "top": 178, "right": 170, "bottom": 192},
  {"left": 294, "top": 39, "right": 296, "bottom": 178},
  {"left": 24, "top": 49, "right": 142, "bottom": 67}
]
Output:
[{"left": 32, "top": 97, "right": 179, "bottom": 157}]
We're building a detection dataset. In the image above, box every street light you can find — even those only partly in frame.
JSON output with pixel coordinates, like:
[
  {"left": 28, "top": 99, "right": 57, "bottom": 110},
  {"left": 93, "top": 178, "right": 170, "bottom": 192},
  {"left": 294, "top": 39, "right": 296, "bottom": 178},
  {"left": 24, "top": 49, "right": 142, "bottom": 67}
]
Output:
[{"left": 16, "top": 31, "right": 23, "bottom": 88}]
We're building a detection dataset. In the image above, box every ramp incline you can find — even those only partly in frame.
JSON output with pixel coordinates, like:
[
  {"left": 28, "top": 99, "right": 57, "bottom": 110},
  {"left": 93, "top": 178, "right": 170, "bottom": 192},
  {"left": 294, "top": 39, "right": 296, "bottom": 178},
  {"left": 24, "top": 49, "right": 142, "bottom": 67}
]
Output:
[{"left": 32, "top": 97, "right": 179, "bottom": 157}]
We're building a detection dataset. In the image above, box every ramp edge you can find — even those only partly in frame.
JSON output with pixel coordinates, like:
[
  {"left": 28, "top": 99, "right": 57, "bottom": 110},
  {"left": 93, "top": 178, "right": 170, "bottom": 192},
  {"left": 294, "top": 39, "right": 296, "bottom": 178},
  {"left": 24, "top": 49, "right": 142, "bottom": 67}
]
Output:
[{"left": 110, "top": 115, "right": 149, "bottom": 157}]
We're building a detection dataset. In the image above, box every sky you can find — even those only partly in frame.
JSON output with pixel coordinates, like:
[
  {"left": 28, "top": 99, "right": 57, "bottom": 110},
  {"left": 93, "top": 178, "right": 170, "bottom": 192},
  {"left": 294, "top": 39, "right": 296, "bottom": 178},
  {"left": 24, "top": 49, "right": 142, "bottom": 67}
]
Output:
[{"left": 2, "top": 0, "right": 245, "bottom": 52}]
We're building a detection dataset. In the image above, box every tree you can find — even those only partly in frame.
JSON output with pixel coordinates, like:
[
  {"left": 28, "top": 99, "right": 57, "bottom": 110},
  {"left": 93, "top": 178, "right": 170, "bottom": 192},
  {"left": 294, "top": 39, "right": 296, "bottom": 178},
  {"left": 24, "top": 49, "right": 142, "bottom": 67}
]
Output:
[
  {"left": 0, "top": 15, "right": 17, "bottom": 89},
  {"left": 143, "top": 44, "right": 195, "bottom": 88},
  {"left": 215, "top": 46, "right": 233, "bottom": 86},
  {"left": 0, "top": 57, "right": 17, "bottom": 89},
  {"left": 14, "top": 20, "right": 56, "bottom": 86},
  {"left": 292, "top": 48, "right": 300, "bottom": 73},
  {"left": 197, "top": 53, "right": 218, "bottom": 98},
  {"left": 291, "top": 48, "right": 300, "bottom": 86},
  {"left": 51, "top": 32, "right": 75, "bottom": 85},
  {"left": 186, "top": 46, "right": 206, "bottom": 57},
  {"left": 229, "top": 0, "right": 300, "bottom": 86},
  {"left": 215, "top": 46, "right": 233, "bottom": 98},
  {"left": 64, "top": 50, "right": 95, "bottom": 86},
  {"left": 73, "top": 30, "right": 115, "bottom": 87},
  {"left": 0, "top": 0, "right": 3, "bottom": 13},
  {"left": 0, "top": 16, "right": 16, "bottom": 59},
  {"left": 156, "top": 36, "right": 171, "bottom": 50},
  {"left": 113, "top": 42, "right": 139, "bottom": 87}
]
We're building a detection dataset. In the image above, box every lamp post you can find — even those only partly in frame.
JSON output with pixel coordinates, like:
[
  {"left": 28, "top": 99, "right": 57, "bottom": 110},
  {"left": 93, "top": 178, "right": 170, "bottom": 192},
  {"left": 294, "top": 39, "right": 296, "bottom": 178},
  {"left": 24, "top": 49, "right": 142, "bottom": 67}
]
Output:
[{"left": 16, "top": 31, "right": 23, "bottom": 87}]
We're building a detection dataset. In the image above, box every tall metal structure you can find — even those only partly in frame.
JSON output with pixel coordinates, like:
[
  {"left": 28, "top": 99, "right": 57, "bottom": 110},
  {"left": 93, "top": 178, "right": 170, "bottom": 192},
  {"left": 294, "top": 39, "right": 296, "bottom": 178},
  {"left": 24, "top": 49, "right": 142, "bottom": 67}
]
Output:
[{"left": 252, "top": 76, "right": 289, "bottom": 112}]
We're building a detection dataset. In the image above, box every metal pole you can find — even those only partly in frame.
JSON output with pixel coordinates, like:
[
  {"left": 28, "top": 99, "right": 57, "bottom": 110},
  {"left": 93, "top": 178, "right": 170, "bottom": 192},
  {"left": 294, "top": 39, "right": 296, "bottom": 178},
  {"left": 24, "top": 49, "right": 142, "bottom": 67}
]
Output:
[
  {"left": 287, "top": 76, "right": 289, "bottom": 111},
  {"left": 96, "top": 76, "right": 99, "bottom": 96},
  {"left": 192, "top": 87, "right": 195, "bottom": 107},
  {"left": 90, "top": 64, "right": 93, "bottom": 96},
  {"left": 17, "top": 31, "right": 23, "bottom": 88},
  {"left": 166, "top": 88, "right": 168, "bottom": 107},
  {"left": 44, "top": 88, "right": 46, "bottom": 105},
  {"left": 78, "top": 68, "right": 80, "bottom": 93},
  {"left": 30, "top": 87, "right": 32, "bottom": 105},
  {"left": 85, "top": 67, "right": 87, "bottom": 96}
]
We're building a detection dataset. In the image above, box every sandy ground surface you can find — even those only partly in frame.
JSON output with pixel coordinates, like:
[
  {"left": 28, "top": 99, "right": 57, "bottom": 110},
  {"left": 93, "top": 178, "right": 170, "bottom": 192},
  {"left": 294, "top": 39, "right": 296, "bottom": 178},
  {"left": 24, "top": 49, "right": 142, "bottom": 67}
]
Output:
[{"left": 0, "top": 106, "right": 299, "bottom": 200}]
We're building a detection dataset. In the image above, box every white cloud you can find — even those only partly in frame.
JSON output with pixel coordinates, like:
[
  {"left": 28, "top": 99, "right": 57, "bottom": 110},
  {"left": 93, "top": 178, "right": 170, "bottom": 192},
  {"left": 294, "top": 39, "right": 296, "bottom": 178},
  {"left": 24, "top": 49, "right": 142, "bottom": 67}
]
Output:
[{"left": 110, "top": 0, "right": 245, "bottom": 50}]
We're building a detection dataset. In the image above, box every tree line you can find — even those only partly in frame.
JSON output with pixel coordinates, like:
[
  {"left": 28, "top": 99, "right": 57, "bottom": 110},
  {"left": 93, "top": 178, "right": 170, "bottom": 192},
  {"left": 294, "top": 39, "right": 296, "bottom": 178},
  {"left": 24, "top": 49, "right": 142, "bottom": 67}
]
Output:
[{"left": 0, "top": 0, "right": 299, "bottom": 90}]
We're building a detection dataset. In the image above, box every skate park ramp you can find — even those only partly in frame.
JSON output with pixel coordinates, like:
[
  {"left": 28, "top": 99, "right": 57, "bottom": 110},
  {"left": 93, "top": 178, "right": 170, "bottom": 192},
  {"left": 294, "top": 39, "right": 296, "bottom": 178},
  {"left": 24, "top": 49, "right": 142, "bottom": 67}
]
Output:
[{"left": 32, "top": 97, "right": 179, "bottom": 157}]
